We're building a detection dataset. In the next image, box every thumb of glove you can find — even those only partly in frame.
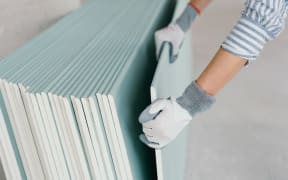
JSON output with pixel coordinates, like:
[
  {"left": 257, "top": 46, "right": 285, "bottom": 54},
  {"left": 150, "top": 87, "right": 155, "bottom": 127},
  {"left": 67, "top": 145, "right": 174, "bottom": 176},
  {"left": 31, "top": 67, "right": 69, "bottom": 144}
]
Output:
[{"left": 139, "top": 99, "right": 168, "bottom": 123}]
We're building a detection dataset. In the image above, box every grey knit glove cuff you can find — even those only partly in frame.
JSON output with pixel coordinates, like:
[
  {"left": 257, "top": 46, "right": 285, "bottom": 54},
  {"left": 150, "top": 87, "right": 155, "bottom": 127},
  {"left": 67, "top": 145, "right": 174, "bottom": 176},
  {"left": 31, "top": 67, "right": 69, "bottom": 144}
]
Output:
[
  {"left": 175, "top": 5, "right": 198, "bottom": 33},
  {"left": 176, "top": 81, "right": 216, "bottom": 117}
]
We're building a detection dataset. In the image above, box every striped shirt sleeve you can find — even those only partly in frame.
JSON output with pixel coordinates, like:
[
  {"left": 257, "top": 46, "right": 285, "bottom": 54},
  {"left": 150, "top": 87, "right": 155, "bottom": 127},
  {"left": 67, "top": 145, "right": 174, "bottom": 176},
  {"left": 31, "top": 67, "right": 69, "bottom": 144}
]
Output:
[{"left": 222, "top": 0, "right": 288, "bottom": 61}]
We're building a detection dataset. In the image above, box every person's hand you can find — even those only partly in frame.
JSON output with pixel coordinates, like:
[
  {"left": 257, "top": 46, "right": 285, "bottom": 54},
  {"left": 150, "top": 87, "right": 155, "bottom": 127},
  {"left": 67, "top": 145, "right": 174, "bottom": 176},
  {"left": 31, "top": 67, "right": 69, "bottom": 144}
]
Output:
[
  {"left": 138, "top": 82, "right": 216, "bottom": 149},
  {"left": 139, "top": 97, "right": 192, "bottom": 149},
  {"left": 154, "top": 24, "right": 184, "bottom": 61}
]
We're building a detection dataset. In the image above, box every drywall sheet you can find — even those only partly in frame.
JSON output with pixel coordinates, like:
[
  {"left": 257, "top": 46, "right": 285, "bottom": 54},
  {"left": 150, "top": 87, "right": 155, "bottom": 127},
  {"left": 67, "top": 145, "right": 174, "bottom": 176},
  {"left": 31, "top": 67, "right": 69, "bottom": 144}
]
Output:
[
  {"left": 150, "top": 1, "right": 194, "bottom": 179},
  {"left": 151, "top": 39, "right": 193, "bottom": 180}
]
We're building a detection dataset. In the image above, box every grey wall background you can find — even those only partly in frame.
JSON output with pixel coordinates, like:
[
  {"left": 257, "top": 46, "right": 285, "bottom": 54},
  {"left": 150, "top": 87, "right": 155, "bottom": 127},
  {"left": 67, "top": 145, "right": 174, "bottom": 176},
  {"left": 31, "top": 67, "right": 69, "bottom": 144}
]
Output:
[
  {"left": 0, "top": 0, "right": 288, "bottom": 180},
  {"left": 0, "top": 0, "right": 82, "bottom": 59}
]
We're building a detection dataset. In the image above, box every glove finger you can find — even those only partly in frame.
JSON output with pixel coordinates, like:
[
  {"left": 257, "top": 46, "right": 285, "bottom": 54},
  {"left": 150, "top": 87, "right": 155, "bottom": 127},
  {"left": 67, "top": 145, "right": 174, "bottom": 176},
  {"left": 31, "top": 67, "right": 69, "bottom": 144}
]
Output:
[
  {"left": 139, "top": 104, "right": 153, "bottom": 123},
  {"left": 155, "top": 30, "right": 164, "bottom": 58},
  {"left": 142, "top": 105, "right": 169, "bottom": 128},
  {"left": 175, "top": 38, "right": 184, "bottom": 54},
  {"left": 142, "top": 114, "right": 162, "bottom": 128},
  {"left": 139, "top": 134, "right": 160, "bottom": 149},
  {"left": 142, "top": 128, "right": 161, "bottom": 141},
  {"left": 143, "top": 127, "right": 153, "bottom": 135},
  {"left": 169, "top": 42, "right": 181, "bottom": 63},
  {"left": 139, "top": 99, "right": 167, "bottom": 124},
  {"left": 142, "top": 127, "right": 158, "bottom": 140},
  {"left": 170, "top": 54, "right": 178, "bottom": 64},
  {"left": 157, "top": 41, "right": 168, "bottom": 60},
  {"left": 145, "top": 134, "right": 156, "bottom": 142},
  {"left": 146, "top": 134, "right": 164, "bottom": 146},
  {"left": 149, "top": 99, "right": 168, "bottom": 114}
]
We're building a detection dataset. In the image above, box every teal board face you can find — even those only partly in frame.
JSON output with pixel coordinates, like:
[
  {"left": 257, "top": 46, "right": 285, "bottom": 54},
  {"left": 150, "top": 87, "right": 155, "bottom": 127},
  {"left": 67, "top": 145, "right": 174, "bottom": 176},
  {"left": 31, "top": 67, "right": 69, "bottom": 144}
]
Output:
[
  {"left": 150, "top": 1, "right": 195, "bottom": 179},
  {"left": 151, "top": 40, "right": 194, "bottom": 180}
]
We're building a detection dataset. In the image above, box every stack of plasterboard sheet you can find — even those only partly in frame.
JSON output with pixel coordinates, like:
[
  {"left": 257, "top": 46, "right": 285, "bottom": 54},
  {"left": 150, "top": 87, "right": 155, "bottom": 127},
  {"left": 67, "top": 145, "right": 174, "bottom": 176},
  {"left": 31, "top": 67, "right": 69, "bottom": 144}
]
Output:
[
  {"left": 150, "top": 0, "right": 194, "bottom": 179},
  {"left": 0, "top": 0, "right": 175, "bottom": 179}
]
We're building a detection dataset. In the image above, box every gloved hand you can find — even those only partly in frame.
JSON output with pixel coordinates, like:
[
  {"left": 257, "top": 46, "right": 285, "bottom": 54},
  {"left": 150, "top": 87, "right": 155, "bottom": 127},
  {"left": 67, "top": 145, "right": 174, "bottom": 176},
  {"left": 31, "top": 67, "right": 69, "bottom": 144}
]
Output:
[
  {"left": 154, "top": 3, "right": 199, "bottom": 61},
  {"left": 154, "top": 24, "right": 185, "bottom": 61},
  {"left": 139, "top": 97, "right": 192, "bottom": 149},
  {"left": 139, "top": 81, "right": 216, "bottom": 149}
]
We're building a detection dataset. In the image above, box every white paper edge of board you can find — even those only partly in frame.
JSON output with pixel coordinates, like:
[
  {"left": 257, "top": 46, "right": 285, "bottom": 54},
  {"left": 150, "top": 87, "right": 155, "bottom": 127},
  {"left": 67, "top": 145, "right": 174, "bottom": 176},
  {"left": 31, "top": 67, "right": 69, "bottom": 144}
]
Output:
[
  {"left": 87, "top": 96, "right": 117, "bottom": 180},
  {"left": 81, "top": 98, "right": 108, "bottom": 179},
  {"left": 102, "top": 94, "right": 133, "bottom": 180},
  {"left": 48, "top": 94, "right": 79, "bottom": 179},
  {"left": 3, "top": 81, "right": 44, "bottom": 179},
  {"left": 0, "top": 105, "right": 22, "bottom": 180},
  {"left": 96, "top": 93, "right": 125, "bottom": 180},
  {"left": 40, "top": 93, "right": 70, "bottom": 179},
  {"left": 71, "top": 97, "right": 102, "bottom": 180}
]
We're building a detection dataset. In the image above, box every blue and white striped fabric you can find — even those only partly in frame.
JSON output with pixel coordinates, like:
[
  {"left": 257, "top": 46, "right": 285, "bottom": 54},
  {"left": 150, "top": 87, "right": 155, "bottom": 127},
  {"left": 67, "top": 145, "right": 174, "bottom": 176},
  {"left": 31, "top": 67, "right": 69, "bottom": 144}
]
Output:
[{"left": 222, "top": 0, "right": 288, "bottom": 61}]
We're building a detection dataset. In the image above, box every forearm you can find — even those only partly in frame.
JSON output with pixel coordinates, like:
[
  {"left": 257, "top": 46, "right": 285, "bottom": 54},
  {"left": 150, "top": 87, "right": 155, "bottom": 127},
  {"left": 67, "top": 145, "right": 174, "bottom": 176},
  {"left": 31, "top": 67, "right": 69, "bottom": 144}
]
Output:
[
  {"left": 197, "top": 0, "right": 288, "bottom": 96},
  {"left": 139, "top": 0, "right": 288, "bottom": 149},
  {"left": 177, "top": 0, "right": 288, "bottom": 117},
  {"left": 196, "top": 48, "right": 247, "bottom": 96}
]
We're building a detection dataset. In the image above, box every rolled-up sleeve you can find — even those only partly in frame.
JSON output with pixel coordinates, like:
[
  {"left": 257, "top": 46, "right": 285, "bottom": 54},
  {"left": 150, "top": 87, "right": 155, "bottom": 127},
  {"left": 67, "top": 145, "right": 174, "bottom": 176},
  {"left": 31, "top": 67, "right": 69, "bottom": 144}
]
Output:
[{"left": 222, "top": 0, "right": 288, "bottom": 61}]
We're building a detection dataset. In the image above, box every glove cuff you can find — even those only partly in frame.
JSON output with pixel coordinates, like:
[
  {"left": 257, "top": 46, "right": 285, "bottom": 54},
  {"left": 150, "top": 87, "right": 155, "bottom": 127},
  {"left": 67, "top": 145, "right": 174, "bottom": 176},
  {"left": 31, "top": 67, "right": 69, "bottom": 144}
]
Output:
[
  {"left": 176, "top": 81, "right": 216, "bottom": 117},
  {"left": 175, "top": 4, "right": 198, "bottom": 33}
]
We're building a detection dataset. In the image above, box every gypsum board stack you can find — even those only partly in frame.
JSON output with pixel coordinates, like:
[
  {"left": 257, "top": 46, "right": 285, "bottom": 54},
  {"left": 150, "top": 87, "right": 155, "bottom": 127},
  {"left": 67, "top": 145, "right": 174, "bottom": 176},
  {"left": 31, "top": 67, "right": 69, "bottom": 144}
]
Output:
[
  {"left": 16, "top": 1, "right": 155, "bottom": 179},
  {"left": 33, "top": 1, "right": 173, "bottom": 180},
  {"left": 1, "top": 0, "right": 130, "bottom": 177},
  {"left": 0, "top": 0, "right": 142, "bottom": 179},
  {"left": 0, "top": 0, "right": 175, "bottom": 179},
  {"left": 1, "top": 0, "right": 130, "bottom": 84},
  {"left": 0, "top": 1, "right": 140, "bottom": 179},
  {"left": 39, "top": 1, "right": 174, "bottom": 179}
]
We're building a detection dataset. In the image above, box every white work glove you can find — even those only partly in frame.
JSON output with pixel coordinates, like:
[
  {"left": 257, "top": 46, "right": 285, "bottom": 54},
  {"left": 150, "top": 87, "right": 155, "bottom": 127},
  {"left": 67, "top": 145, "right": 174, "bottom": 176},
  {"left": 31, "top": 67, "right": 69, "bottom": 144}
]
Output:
[
  {"left": 154, "top": 3, "right": 199, "bottom": 61},
  {"left": 154, "top": 24, "right": 185, "bottom": 61},
  {"left": 139, "top": 81, "right": 216, "bottom": 149},
  {"left": 139, "top": 97, "right": 192, "bottom": 149}
]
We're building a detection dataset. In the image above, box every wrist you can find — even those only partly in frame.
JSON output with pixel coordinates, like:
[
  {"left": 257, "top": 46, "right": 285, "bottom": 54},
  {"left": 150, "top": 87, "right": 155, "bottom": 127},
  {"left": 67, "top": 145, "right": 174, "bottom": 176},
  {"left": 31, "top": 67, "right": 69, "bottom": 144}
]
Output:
[
  {"left": 175, "top": 4, "right": 198, "bottom": 32},
  {"left": 188, "top": 2, "right": 201, "bottom": 14},
  {"left": 188, "top": 0, "right": 212, "bottom": 14},
  {"left": 195, "top": 79, "right": 216, "bottom": 96},
  {"left": 176, "top": 81, "right": 216, "bottom": 117}
]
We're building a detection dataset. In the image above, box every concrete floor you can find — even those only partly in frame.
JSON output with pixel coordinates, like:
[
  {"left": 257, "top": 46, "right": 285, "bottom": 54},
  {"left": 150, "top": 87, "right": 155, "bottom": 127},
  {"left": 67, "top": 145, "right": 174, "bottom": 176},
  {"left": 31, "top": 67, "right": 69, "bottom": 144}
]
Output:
[
  {"left": 186, "top": 1, "right": 288, "bottom": 180},
  {"left": 1, "top": 0, "right": 288, "bottom": 179}
]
